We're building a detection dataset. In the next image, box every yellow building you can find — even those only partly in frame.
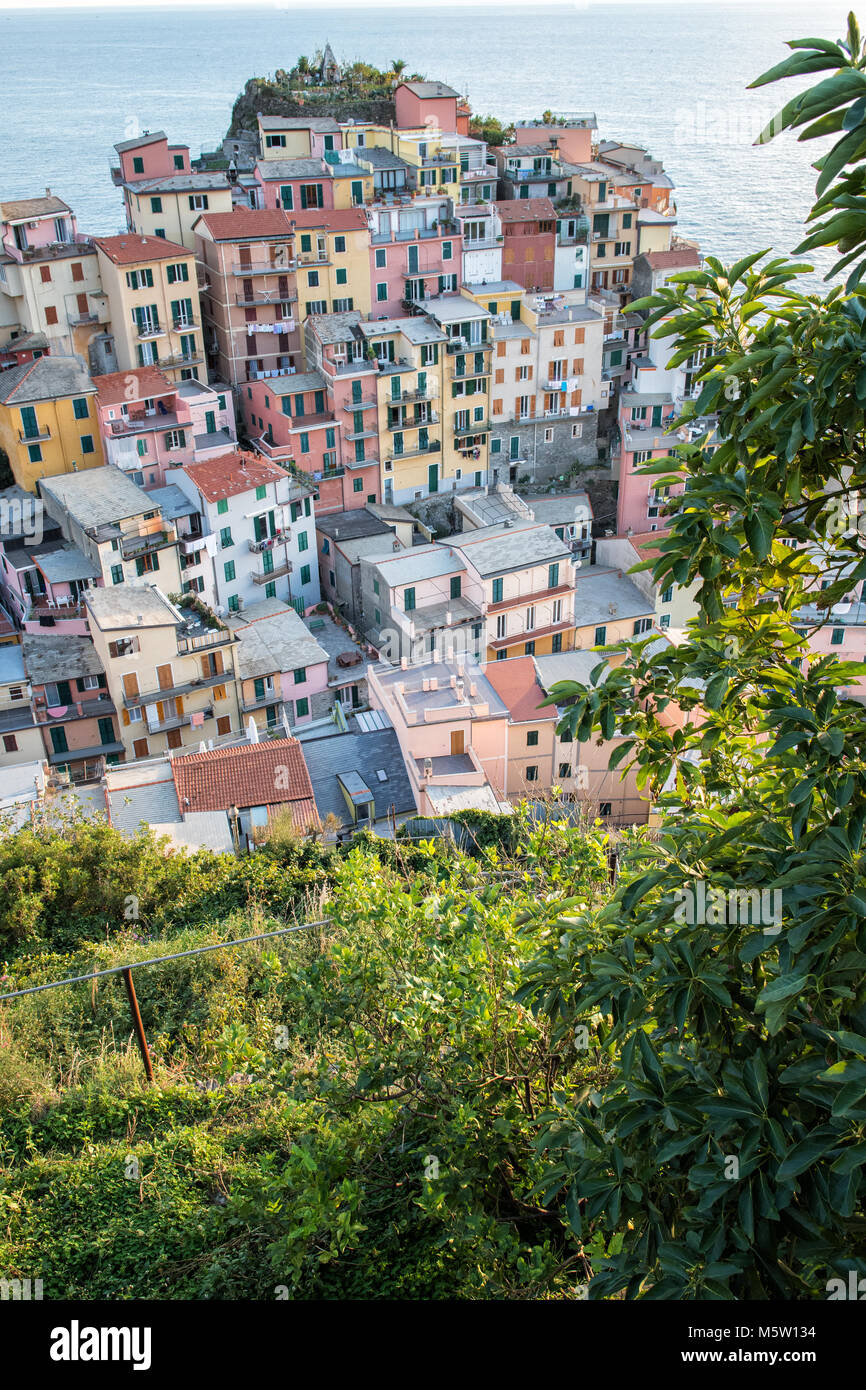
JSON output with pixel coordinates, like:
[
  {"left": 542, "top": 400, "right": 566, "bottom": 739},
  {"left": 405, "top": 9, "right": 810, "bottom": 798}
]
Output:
[
  {"left": 94, "top": 234, "right": 204, "bottom": 385},
  {"left": 357, "top": 316, "right": 447, "bottom": 505},
  {"left": 0, "top": 354, "right": 104, "bottom": 492},
  {"left": 294, "top": 207, "right": 372, "bottom": 324},
  {"left": 85, "top": 584, "right": 241, "bottom": 761},
  {"left": 123, "top": 176, "right": 233, "bottom": 251},
  {"left": 425, "top": 295, "right": 492, "bottom": 490}
]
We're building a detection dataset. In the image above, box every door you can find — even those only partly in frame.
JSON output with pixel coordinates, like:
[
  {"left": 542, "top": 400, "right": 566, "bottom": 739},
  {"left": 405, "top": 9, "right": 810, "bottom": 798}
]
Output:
[
  {"left": 509, "top": 436, "right": 520, "bottom": 460},
  {"left": 450, "top": 729, "right": 465, "bottom": 756},
  {"left": 651, "top": 404, "right": 663, "bottom": 427},
  {"left": 98, "top": 717, "right": 115, "bottom": 746},
  {"left": 20, "top": 406, "right": 39, "bottom": 439},
  {"left": 50, "top": 726, "right": 68, "bottom": 755},
  {"left": 428, "top": 462, "right": 439, "bottom": 494}
]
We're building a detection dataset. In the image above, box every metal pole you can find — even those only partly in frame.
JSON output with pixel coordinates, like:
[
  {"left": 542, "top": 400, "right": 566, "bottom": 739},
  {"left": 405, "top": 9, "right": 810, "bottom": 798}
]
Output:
[{"left": 122, "top": 968, "right": 154, "bottom": 1084}]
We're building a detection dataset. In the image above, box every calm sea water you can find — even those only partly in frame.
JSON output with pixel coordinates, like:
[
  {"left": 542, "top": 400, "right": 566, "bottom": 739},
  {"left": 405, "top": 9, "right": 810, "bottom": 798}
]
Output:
[{"left": 0, "top": 2, "right": 853, "bottom": 286}]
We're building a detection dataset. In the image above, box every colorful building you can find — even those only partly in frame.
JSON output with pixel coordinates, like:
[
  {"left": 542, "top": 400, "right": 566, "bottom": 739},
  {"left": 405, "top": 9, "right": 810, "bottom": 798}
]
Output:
[
  {"left": 0, "top": 194, "right": 107, "bottom": 361},
  {"left": 94, "top": 233, "right": 205, "bottom": 384},
  {"left": 448, "top": 521, "right": 576, "bottom": 660},
  {"left": 0, "top": 355, "right": 104, "bottom": 492},
  {"left": 112, "top": 130, "right": 232, "bottom": 251},
  {"left": 494, "top": 199, "right": 557, "bottom": 292},
  {"left": 94, "top": 366, "right": 236, "bottom": 488},
  {"left": 23, "top": 632, "right": 123, "bottom": 781}
]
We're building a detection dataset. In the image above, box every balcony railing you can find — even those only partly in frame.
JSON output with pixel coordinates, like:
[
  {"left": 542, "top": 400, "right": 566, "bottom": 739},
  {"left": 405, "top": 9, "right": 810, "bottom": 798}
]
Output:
[
  {"left": 120, "top": 529, "right": 174, "bottom": 559},
  {"left": 172, "top": 316, "right": 198, "bottom": 332},
  {"left": 296, "top": 253, "right": 331, "bottom": 268},
  {"left": 27, "top": 598, "right": 86, "bottom": 620},
  {"left": 231, "top": 257, "right": 296, "bottom": 276},
  {"left": 18, "top": 425, "right": 51, "bottom": 443},
  {"left": 454, "top": 419, "right": 489, "bottom": 436},
  {"left": 344, "top": 425, "right": 378, "bottom": 442},
  {"left": 340, "top": 396, "right": 377, "bottom": 411},
  {"left": 387, "top": 413, "right": 438, "bottom": 431},
  {"left": 235, "top": 291, "right": 298, "bottom": 308},
  {"left": 241, "top": 690, "right": 282, "bottom": 713},
  {"left": 135, "top": 323, "right": 164, "bottom": 340},
  {"left": 248, "top": 527, "right": 290, "bottom": 553},
  {"left": 125, "top": 670, "right": 228, "bottom": 708},
  {"left": 147, "top": 704, "right": 214, "bottom": 735},
  {"left": 252, "top": 560, "right": 293, "bottom": 583},
  {"left": 447, "top": 338, "right": 492, "bottom": 354},
  {"left": 160, "top": 350, "right": 204, "bottom": 369},
  {"left": 180, "top": 533, "right": 205, "bottom": 554},
  {"left": 387, "top": 439, "right": 441, "bottom": 463}
]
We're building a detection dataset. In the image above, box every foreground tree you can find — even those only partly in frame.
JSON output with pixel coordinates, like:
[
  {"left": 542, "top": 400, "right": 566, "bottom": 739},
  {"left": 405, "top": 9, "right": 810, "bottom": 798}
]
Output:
[{"left": 522, "top": 13, "right": 866, "bottom": 1299}]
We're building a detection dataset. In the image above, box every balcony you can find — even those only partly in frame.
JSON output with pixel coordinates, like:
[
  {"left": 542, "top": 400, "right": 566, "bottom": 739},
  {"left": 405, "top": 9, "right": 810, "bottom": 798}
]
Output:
[
  {"left": 314, "top": 464, "right": 345, "bottom": 480},
  {"left": 119, "top": 528, "right": 175, "bottom": 560},
  {"left": 399, "top": 385, "right": 435, "bottom": 403},
  {"left": 241, "top": 689, "right": 283, "bottom": 713},
  {"left": 252, "top": 559, "right": 293, "bottom": 583},
  {"left": 67, "top": 309, "right": 105, "bottom": 327},
  {"left": 135, "top": 322, "right": 165, "bottom": 341},
  {"left": 235, "top": 291, "right": 298, "bottom": 308},
  {"left": 340, "top": 396, "right": 377, "bottom": 411},
  {"left": 175, "top": 628, "right": 234, "bottom": 656},
  {"left": 171, "top": 316, "right": 199, "bottom": 332},
  {"left": 160, "top": 350, "right": 205, "bottom": 369},
  {"left": 146, "top": 704, "right": 214, "bottom": 735},
  {"left": 296, "top": 253, "right": 331, "bottom": 268},
  {"left": 447, "top": 338, "right": 492, "bottom": 354},
  {"left": 453, "top": 363, "right": 492, "bottom": 379},
  {"left": 487, "top": 580, "right": 574, "bottom": 615},
  {"left": 18, "top": 425, "right": 51, "bottom": 443},
  {"left": 124, "top": 670, "right": 228, "bottom": 708},
  {"left": 387, "top": 439, "right": 441, "bottom": 463},
  {"left": 249, "top": 527, "right": 290, "bottom": 553},
  {"left": 180, "top": 533, "right": 205, "bottom": 555},
  {"left": 454, "top": 418, "right": 489, "bottom": 437},
  {"left": 231, "top": 256, "right": 296, "bottom": 275},
  {"left": 387, "top": 413, "right": 438, "bottom": 431},
  {"left": 37, "top": 694, "right": 116, "bottom": 722},
  {"left": 109, "top": 411, "right": 178, "bottom": 436},
  {"left": 344, "top": 425, "right": 378, "bottom": 442}
]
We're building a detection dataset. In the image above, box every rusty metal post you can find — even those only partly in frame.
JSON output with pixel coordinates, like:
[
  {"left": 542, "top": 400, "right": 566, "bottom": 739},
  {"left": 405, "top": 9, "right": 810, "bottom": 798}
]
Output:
[{"left": 122, "top": 968, "right": 154, "bottom": 1083}]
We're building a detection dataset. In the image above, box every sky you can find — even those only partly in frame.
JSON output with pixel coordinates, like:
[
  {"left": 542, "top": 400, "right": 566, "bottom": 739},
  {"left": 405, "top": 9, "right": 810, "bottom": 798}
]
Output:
[{"left": 0, "top": 0, "right": 825, "bottom": 9}]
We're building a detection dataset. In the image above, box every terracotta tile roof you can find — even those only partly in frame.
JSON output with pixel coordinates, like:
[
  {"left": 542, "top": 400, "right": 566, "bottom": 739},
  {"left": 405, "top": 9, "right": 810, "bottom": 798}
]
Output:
[
  {"left": 171, "top": 738, "right": 319, "bottom": 824},
  {"left": 642, "top": 249, "right": 700, "bottom": 270},
  {"left": 494, "top": 197, "right": 556, "bottom": 224},
  {"left": 93, "top": 365, "right": 174, "bottom": 408},
  {"left": 484, "top": 655, "right": 551, "bottom": 724},
  {"left": 94, "top": 233, "right": 190, "bottom": 265},
  {"left": 181, "top": 449, "right": 288, "bottom": 504},
  {"left": 287, "top": 207, "right": 369, "bottom": 233},
  {"left": 195, "top": 208, "right": 295, "bottom": 242}
]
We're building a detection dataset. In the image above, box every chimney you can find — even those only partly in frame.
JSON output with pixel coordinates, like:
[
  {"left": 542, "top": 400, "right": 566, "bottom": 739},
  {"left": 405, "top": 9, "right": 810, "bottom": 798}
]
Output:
[{"left": 45, "top": 186, "right": 51, "bottom": 197}]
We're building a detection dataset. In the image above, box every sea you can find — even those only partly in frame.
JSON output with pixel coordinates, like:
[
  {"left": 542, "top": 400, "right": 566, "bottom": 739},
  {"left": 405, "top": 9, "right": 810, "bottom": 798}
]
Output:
[{"left": 0, "top": 2, "right": 856, "bottom": 288}]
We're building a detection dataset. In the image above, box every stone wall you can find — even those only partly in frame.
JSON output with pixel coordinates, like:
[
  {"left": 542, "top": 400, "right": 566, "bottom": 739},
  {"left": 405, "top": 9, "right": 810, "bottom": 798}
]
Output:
[{"left": 488, "top": 412, "right": 602, "bottom": 487}]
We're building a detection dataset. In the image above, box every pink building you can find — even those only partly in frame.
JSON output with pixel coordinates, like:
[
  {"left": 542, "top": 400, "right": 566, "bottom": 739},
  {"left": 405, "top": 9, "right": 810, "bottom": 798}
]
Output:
[
  {"left": 368, "top": 201, "right": 462, "bottom": 317},
  {"left": 368, "top": 655, "right": 509, "bottom": 815},
  {"left": 23, "top": 632, "right": 124, "bottom": 780},
  {"left": 112, "top": 131, "right": 191, "bottom": 187},
  {"left": 243, "top": 366, "right": 380, "bottom": 516},
  {"left": 394, "top": 82, "right": 461, "bottom": 135},
  {"left": 226, "top": 598, "right": 332, "bottom": 732},
  {"left": 615, "top": 388, "right": 682, "bottom": 535},
  {"left": 0, "top": 529, "right": 100, "bottom": 636},
  {"left": 253, "top": 160, "right": 369, "bottom": 214},
  {"left": 94, "top": 366, "right": 236, "bottom": 488}
]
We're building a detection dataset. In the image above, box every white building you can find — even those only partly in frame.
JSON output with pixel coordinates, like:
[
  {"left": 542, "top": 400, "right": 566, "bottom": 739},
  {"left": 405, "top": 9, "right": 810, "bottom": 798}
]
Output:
[{"left": 168, "top": 450, "right": 321, "bottom": 616}]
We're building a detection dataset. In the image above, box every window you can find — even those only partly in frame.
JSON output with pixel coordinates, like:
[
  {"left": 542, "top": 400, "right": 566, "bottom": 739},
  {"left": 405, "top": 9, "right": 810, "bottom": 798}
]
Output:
[
  {"left": 527, "top": 730, "right": 539, "bottom": 747},
  {"left": 217, "top": 498, "right": 229, "bottom": 516},
  {"left": 404, "top": 587, "right": 416, "bottom": 612},
  {"left": 131, "top": 156, "right": 146, "bottom": 174},
  {"left": 72, "top": 397, "right": 89, "bottom": 420},
  {"left": 111, "top": 563, "right": 124, "bottom": 585},
  {"left": 293, "top": 667, "right": 307, "bottom": 685},
  {"left": 150, "top": 196, "right": 162, "bottom": 213},
  {"left": 220, "top": 527, "right": 233, "bottom": 549},
  {"left": 44, "top": 307, "right": 58, "bottom": 326},
  {"left": 297, "top": 531, "right": 309, "bottom": 552},
  {"left": 224, "top": 560, "right": 235, "bottom": 582},
  {"left": 492, "top": 577, "right": 503, "bottom": 603},
  {"left": 525, "top": 640, "right": 536, "bottom": 656},
  {"left": 3, "top": 735, "right": 18, "bottom": 753},
  {"left": 188, "top": 194, "right": 209, "bottom": 210},
  {"left": 594, "top": 625, "right": 606, "bottom": 646},
  {"left": 548, "top": 562, "right": 560, "bottom": 589},
  {"left": 295, "top": 696, "right": 310, "bottom": 719},
  {"left": 558, "top": 762, "right": 571, "bottom": 779},
  {"left": 80, "top": 434, "right": 94, "bottom": 454},
  {"left": 335, "top": 267, "right": 347, "bottom": 285},
  {"left": 334, "top": 235, "right": 346, "bottom": 253},
  {"left": 228, "top": 595, "right": 240, "bottom": 612},
  {"left": 633, "top": 618, "right": 653, "bottom": 635},
  {"left": 831, "top": 626, "right": 844, "bottom": 645},
  {"left": 442, "top": 240, "right": 452, "bottom": 261},
  {"left": 300, "top": 564, "right": 311, "bottom": 585},
  {"left": 353, "top": 477, "right": 363, "bottom": 493},
  {"left": 376, "top": 282, "right": 388, "bottom": 302},
  {"left": 307, "top": 270, "right": 319, "bottom": 288},
  {"left": 375, "top": 248, "right": 386, "bottom": 269},
  {"left": 661, "top": 586, "right": 673, "bottom": 604},
  {"left": 526, "top": 765, "right": 538, "bottom": 782},
  {"left": 450, "top": 575, "right": 461, "bottom": 599}
]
